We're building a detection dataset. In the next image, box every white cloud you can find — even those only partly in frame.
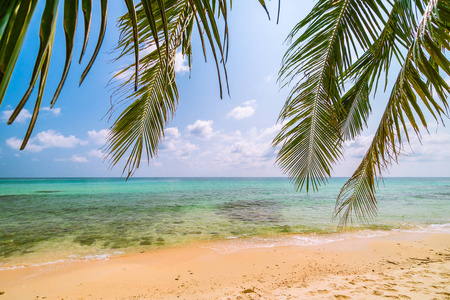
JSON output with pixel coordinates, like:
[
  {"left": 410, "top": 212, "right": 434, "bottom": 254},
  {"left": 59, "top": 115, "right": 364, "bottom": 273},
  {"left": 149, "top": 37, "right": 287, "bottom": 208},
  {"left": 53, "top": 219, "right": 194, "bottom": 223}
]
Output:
[
  {"left": 88, "top": 129, "right": 109, "bottom": 145},
  {"left": 402, "top": 129, "right": 450, "bottom": 161},
  {"left": 187, "top": 120, "right": 215, "bottom": 139},
  {"left": 227, "top": 106, "right": 255, "bottom": 120},
  {"left": 41, "top": 107, "right": 61, "bottom": 115},
  {"left": 159, "top": 126, "right": 199, "bottom": 158},
  {"left": 6, "top": 137, "right": 44, "bottom": 152},
  {"left": 36, "top": 130, "right": 84, "bottom": 148},
  {"left": 209, "top": 124, "right": 281, "bottom": 170},
  {"left": 174, "top": 52, "right": 189, "bottom": 74},
  {"left": 1, "top": 109, "right": 32, "bottom": 123},
  {"left": 6, "top": 130, "right": 85, "bottom": 152},
  {"left": 6, "top": 137, "right": 22, "bottom": 150},
  {"left": 344, "top": 135, "right": 374, "bottom": 158},
  {"left": 70, "top": 155, "right": 88, "bottom": 163},
  {"left": 243, "top": 99, "right": 257, "bottom": 106},
  {"left": 183, "top": 142, "right": 199, "bottom": 152},
  {"left": 227, "top": 100, "right": 257, "bottom": 120},
  {"left": 264, "top": 75, "right": 272, "bottom": 83},
  {"left": 342, "top": 128, "right": 450, "bottom": 163},
  {"left": 87, "top": 149, "right": 105, "bottom": 159},
  {"left": 165, "top": 127, "right": 180, "bottom": 139}
]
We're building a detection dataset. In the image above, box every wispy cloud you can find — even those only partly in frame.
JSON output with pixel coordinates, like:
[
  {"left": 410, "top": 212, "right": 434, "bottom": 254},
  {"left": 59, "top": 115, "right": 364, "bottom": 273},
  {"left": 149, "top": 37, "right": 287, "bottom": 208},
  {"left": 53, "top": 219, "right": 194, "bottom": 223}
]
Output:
[
  {"left": 1, "top": 109, "right": 32, "bottom": 123},
  {"left": 70, "top": 155, "right": 88, "bottom": 163},
  {"left": 41, "top": 107, "right": 61, "bottom": 115},
  {"left": 88, "top": 129, "right": 110, "bottom": 145},
  {"left": 175, "top": 52, "right": 189, "bottom": 74},
  {"left": 187, "top": 120, "right": 215, "bottom": 139},
  {"left": 159, "top": 126, "right": 199, "bottom": 158},
  {"left": 227, "top": 100, "right": 257, "bottom": 120},
  {"left": 6, "top": 130, "right": 86, "bottom": 152},
  {"left": 87, "top": 149, "right": 105, "bottom": 159},
  {"left": 210, "top": 124, "right": 280, "bottom": 169}
]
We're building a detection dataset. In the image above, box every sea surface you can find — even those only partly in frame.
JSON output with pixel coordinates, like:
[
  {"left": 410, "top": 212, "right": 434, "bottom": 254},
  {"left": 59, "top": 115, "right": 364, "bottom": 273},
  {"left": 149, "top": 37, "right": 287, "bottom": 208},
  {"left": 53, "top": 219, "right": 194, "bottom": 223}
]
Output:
[{"left": 0, "top": 177, "right": 449, "bottom": 269}]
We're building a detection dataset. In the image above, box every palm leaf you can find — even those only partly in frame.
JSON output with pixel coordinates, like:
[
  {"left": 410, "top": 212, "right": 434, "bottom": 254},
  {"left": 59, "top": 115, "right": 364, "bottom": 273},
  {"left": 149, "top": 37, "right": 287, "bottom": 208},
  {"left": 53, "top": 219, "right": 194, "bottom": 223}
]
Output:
[
  {"left": 0, "top": 0, "right": 113, "bottom": 149},
  {"left": 274, "top": 0, "right": 387, "bottom": 192},
  {"left": 338, "top": 0, "right": 420, "bottom": 140},
  {"left": 335, "top": 0, "right": 450, "bottom": 226},
  {"left": 51, "top": 0, "right": 78, "bottom": 107},
  {"left": 79, "top": 0, "right": 92, "bottom": 63},
  {"left": 0, "top": 0, "right": 38, "bottom": 106},
  {"left": 106, "top": 0, "right": 230, "bottom": 177},
  {"left": 80, "top": 0, "right": 107, "bottom": 85},
  {"left": 21, "top": 24, "right": 56, "bottom": 149},
  {"left": 7, "top": 0, "right": 59, "bottom": 124}
]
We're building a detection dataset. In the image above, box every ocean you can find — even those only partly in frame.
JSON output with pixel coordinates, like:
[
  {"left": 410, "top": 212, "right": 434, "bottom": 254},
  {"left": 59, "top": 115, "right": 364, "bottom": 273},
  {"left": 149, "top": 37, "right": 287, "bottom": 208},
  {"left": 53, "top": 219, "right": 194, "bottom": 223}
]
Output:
[{"left": 0, "top": 177, "right": 449, "bottom": 269}]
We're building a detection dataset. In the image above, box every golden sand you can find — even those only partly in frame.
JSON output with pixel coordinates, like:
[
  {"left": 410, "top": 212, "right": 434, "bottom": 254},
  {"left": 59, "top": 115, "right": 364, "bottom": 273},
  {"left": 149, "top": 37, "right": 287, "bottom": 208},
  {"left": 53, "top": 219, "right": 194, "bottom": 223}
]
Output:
[{"left": 0, "top": 232, "right": 449, "bottom": 299}]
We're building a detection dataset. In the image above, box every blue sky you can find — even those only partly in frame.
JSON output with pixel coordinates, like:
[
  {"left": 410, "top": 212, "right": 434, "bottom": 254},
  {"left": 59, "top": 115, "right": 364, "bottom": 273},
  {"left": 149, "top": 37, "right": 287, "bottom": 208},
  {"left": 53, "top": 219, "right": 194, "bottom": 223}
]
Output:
[{"left": 1, "top": 1, "right": 450, "bottom": 178}]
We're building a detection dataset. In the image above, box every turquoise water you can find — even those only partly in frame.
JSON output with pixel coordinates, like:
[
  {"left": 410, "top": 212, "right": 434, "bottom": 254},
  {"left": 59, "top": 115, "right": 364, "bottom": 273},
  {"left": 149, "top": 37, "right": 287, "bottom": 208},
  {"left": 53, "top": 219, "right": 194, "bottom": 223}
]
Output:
[{"left": 0, "top": 177, "right": 449, "bottom": 268}]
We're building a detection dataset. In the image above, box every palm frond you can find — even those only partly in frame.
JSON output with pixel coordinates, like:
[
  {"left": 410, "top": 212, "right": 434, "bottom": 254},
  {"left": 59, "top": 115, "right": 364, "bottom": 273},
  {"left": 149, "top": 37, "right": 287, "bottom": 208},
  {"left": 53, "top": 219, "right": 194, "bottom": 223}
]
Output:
[
  {"left": 274, "top": 0, "right": 387, "bottom": 192},
  {"left": 0, "top": 0, "right": 38, "bottom": 106},
  {"left": 0, "top": 0, "right": 114, "bottom": 147},
  {"left": 338, "top": 0, "right": 420, "bottom": 140},
  {"left": 105, "top": 0, "right": 230, "bottom": 177},
  {"left": 335, "top": 0, "right": 450, "bottom": 226}
]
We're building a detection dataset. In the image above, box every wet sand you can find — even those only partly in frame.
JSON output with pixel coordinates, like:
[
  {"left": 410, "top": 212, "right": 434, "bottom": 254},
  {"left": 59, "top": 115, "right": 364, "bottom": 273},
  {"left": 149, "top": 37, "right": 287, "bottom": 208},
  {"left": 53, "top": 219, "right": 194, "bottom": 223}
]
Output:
[{"left": 0, "top": 232, "right": 449, "bottom": 299}]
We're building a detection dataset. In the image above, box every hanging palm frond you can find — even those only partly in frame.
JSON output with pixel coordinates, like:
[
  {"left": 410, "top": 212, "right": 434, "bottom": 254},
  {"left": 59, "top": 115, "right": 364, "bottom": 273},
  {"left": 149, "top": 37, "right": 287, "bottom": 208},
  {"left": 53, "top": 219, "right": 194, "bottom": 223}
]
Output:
[
  {"left": 105, "top": 0, "right": 232, "bottom": 177},
  {"left": 274, "top": 0, "right": 388, "bottom": 192},
  {"left": 274, "top": 0, "right": 450, "bottom": 226},
  {"left": 0, "top": 0, "right": 109, "bottom": 148},
  {"left": 334, "top": 0, "right": 450, "bottom": 226}
]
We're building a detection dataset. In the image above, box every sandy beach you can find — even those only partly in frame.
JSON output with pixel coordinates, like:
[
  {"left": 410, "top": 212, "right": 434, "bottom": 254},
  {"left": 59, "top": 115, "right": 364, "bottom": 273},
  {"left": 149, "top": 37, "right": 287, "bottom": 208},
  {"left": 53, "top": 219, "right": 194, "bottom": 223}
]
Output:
[{"left": 0, "top": 232, "right": 449, "bottom": 299}]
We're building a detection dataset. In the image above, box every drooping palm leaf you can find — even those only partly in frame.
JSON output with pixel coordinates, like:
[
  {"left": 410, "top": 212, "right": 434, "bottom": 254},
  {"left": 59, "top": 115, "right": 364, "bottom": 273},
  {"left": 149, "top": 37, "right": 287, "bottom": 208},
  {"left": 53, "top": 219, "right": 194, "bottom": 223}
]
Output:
[
  {"left": 22, "top": 25, "right": 56, "bottom": 149},
  {"left": 338, "top": 0, "right": 420, "bottom": 140},
  {"left": 50, "top": 0, "right": 78, "bottom": 107},
  {"left": 7, "top": 0, "right": 59, "bottom": 125},
  {"left": 0, "top": 0, "right": 128, "bottom": 148},
  {"left": 0, "top": 0, "right": 38, "bottom": 106},
  {"left": 334, "top": 0, "right": 450, "bottom": 226},
  {"left": 274, "top": 0, "right": 387, "bottom": 192},
  {"left": 106, "top": 0, "right": 230, "bottom": 177}
]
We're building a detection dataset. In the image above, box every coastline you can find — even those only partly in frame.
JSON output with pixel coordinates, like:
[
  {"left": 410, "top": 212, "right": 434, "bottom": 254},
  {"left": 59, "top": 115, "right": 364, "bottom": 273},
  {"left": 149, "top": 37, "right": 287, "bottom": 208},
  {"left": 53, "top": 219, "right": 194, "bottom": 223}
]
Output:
[{"left": 0, "top": 231, "right": 449, "bottom": 299}]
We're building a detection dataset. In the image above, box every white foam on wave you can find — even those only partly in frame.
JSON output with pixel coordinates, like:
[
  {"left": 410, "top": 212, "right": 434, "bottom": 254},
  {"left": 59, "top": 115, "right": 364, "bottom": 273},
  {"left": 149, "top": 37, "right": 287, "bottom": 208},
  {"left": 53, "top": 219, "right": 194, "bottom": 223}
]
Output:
[
  {"left": 208, "top": 223, "right": 450, "bottom": 253},
  {"left": 394, "top": 223, "right": 450, "bottom": 234},
  {"left": 0, "top": 251, "right": 123, "bottom": 272},
  {"left": 205, "top": 230, "right": 392, "bottom": 253}
]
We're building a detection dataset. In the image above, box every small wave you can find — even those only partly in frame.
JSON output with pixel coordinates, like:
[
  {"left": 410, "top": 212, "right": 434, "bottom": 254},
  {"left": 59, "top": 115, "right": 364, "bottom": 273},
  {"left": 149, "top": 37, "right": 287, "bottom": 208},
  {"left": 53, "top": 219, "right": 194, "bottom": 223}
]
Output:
[
  {"left": 205, "top": 230, "right": 392, "bottom": 253},
  {"left": 0, "top": 251, "right": 123, "bottom": 272},
  {"left": 394, "top": 223, "right": 450, "bottom": 234}
]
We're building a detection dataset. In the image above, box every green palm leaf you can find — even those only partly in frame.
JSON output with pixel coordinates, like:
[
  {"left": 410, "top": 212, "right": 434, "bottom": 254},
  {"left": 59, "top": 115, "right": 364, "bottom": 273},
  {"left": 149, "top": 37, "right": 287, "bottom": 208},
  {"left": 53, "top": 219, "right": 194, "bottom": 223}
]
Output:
[
  {"left": 106, "top": 0, "right": 230, "bottom": 177},
  {"left": 338, "top": 0, "right": 420, "bottom": 140},
  {"left": 0, "top": 0, "right": 38, "bottom": 106},
  {"left": 274, "top": 0, "right": 387, "bottom": 191},
  {"left": 0, "top": 0, "right": 121, "bottom": 148},
  {"left": 50, "top": 0, "right": 78, "bottom": 107},
  {"left": 335, "top": 0, "right": 450, "bottom": 226}
]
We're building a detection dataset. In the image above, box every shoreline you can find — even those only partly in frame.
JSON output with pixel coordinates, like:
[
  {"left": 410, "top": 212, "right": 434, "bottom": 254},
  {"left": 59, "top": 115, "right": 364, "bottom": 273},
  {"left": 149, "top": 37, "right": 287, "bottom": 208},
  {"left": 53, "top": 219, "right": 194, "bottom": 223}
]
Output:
[
  {"left": 0, "top": 231, "right": 449, "bottom": 299},
  {"left": 1, "top": 224, "right": 449, "bottom": 271}
]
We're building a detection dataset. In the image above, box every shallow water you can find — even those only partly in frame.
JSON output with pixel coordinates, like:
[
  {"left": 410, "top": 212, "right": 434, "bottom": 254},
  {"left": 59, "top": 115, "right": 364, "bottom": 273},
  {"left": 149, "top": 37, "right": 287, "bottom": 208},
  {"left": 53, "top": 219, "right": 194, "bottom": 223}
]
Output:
[{"left": 0, "top": 177, "right": 449, "bottom": 268}]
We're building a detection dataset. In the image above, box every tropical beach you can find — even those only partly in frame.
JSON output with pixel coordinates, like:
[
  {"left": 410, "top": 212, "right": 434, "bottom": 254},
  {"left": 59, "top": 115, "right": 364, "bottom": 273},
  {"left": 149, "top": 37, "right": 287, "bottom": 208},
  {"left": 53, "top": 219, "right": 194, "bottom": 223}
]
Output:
[
  {"left": 0, "top": 231, "right": 449, "bottom": 299},
  {"left": 1, "top": 178, "right": 450, "bottom": 299},
  {"left": 2, "top": 0, "right": 450, "bottom": 299}
]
